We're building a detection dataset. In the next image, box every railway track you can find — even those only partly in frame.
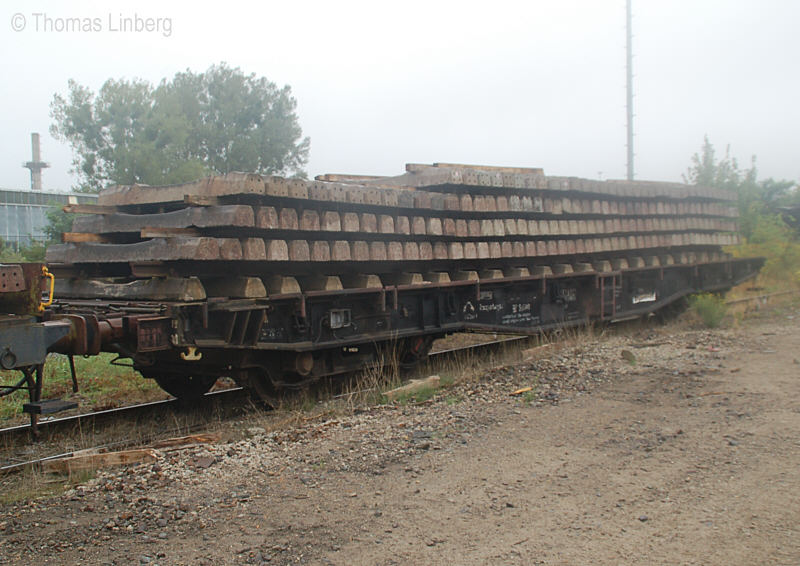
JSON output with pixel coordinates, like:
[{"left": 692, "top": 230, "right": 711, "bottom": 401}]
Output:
[
  {"left": 1, "top": 288, "right": 795, "bottom": 474},
  {"left": 0, "top": 334, "right": 537, "bottom": 473},
  {"left": 0, "top": 388, "right": 250, "bottom": 473},
  {"left": 723, "top": 288, "right": 799, "bottom": 306}
]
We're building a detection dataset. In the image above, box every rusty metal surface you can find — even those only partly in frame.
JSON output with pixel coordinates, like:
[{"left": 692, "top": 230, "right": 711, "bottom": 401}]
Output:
[
  {"left": 0, "top": 265, "right": 26, "bottom": 293},
  {"left": 135, "top": 316, "right": 172, "bottom": 352},
  {"left": 0, "top": 264, "right": 43, "bottom": 315}
]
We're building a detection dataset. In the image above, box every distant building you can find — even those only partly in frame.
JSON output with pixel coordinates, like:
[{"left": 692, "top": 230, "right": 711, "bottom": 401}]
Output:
[{"left": 0, "top": 188, "right": 97, "bottom": 248}]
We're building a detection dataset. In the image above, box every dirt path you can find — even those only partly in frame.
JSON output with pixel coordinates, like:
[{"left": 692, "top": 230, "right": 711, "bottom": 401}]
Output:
[
  {"left": 1, "top": 311, "right": 799, "bottom": 565},
  {"left": 325, "top": 329, "right": 800, "bottom": 565}
]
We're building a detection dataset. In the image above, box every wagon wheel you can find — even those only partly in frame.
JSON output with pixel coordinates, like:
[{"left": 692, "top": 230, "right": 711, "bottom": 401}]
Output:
[
  {"left": 151, "top": 374, "right": 218, "bottom": 400},
  {"left": 397, "top": 336, "right": 434, "bottom": 372},
  {"left": 243, "top": 367, "right": 281, "bottom": 408}
]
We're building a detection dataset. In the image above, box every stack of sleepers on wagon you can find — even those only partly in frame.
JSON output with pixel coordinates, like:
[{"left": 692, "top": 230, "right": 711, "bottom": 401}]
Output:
[{"left": 46, "top": 162, "right": 740, "bottom": 301}]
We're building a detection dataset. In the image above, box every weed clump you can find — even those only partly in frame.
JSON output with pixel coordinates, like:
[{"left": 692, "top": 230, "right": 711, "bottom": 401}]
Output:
[{"left": 689, "top": 293, "right": 728, "bottom": 328}]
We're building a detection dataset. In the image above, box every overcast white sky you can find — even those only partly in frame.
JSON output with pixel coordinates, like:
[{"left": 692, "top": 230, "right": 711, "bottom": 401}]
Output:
[{"left": 1, "top": 0, "right": 797, "bottom": 192}]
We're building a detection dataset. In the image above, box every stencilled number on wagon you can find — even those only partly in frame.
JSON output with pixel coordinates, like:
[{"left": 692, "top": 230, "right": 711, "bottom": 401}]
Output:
[
  {"left": 511, "top": 303, "right": 531, "bottom": 314},
  {"left": 501, "top": 302, "right": 537, "bottom": 325}
]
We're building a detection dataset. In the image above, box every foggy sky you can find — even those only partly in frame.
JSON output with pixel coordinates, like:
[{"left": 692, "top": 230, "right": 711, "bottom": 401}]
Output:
[{"left": 1, "top": 0, "right": 797, "bottom": 192}]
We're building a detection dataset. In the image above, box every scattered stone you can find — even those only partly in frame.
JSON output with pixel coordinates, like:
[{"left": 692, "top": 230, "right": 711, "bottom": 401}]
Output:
[{"left": 192, "top": 456, "right": 216, "bottom": 469}]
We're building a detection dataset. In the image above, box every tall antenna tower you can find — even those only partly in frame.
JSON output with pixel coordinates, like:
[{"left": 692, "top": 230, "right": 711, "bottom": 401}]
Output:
[{"left": 626, "top": 0, "right": 634, "bottom": 180}]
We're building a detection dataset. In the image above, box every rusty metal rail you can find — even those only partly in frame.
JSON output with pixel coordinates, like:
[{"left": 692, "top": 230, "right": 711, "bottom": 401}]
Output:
[
  {"left": 724, "top": 288, "right": 799, "bottom": 305},
  {"left": 0, "top": 387, "right": 247, "bottom": 473}
]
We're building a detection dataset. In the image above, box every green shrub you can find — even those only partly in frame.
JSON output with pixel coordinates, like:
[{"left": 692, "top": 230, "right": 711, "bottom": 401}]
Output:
[
  {"left": 689, "top": 293, "right": 727, "bottom": 328},
  {"left": 730, "top": 238, "right": 800, "bottom": 290}
]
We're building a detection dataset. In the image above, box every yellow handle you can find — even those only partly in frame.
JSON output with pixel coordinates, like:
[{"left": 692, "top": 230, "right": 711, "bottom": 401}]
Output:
[{"left": 39, "top": 266, "right": 55, "bottom": 310}]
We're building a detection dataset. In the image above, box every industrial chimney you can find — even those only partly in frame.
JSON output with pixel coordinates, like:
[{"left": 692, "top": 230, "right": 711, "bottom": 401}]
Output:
[{"left": 23, "top": 133, "right": 50, "bottom": 191}]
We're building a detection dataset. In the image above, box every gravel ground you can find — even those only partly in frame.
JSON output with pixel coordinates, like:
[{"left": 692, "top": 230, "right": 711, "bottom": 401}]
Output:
[{"left": 1, "top": 304, "right": 799, "bottom": 565}]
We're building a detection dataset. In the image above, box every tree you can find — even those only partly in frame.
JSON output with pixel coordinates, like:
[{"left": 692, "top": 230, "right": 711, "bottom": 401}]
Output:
[
  {"left": 51, "top": 63, "right": 310, "bottom": 192},
  {"left": 683, "top": 135, "right": 756, "bottom": 191},
  {"left": 684, "top": 136, "right": 795, "bottom": 240},
  {"left": 685, "top": 137, "right": 800, "bottom": 288},
  {"left": 43, "top": 206, "right": 74, "bottom": 243}
]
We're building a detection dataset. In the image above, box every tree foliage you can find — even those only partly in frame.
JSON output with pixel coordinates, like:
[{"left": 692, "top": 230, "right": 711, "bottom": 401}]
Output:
[
  {"left": 43, "top": 206, "right": 74, "bottom": 244},
  {"left": 684, "top": 135, "right": 797, "bottom": 240},
  {"left": 51, "top": 63, "right": 309, "bottom": 192},
  {"left": 685, "top": 136, "right": 800, "bottom": 288}
]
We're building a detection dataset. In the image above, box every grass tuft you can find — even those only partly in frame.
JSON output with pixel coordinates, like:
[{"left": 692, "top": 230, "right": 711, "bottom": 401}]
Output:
[
  {"left": 689, "top": 293, "right": 728, "bottom": 328},
  {"left": 0, "top": 353, "right": 167, "bottom": 424},
  {"left": 387, "top": 384, "right": 439, "bottom": 406},
  {"left": 0, "top": 467, "right": 96, "bottom": 505}
]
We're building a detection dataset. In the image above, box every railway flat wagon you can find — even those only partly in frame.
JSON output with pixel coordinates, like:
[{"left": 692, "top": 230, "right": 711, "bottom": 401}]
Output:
[{"left": 3, "top": 162, "right": 762, "bottom": 417}]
